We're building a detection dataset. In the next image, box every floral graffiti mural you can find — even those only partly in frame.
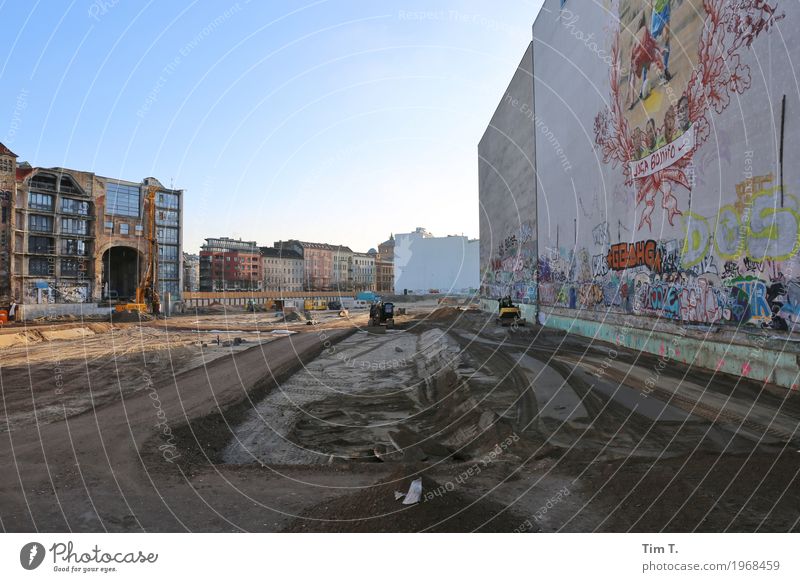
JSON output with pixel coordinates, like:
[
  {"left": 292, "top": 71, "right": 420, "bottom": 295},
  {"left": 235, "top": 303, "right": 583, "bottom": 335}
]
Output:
[{"left": 594, "top": 0, "right": 784, "bottom": 232}]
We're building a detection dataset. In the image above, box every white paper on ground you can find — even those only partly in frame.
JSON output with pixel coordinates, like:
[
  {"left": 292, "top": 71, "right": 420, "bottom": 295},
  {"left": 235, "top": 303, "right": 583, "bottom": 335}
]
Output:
[{"left": 402, "top": 478, "right": 422, "bottom": 505}]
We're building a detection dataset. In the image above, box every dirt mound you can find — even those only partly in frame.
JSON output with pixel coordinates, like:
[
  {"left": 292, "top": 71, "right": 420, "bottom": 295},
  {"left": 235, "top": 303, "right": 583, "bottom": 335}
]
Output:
[
  {"left": 32, "top": 313, "right": 78, "bottom": 323},
  {"left": 282, "top": 471, "right": 528, "bottom": 533},
  {"left": 110, "top": 310, "right": 154, "bottom": 323},
  {"left": 195, "top": 302, "right": 231, "bottom": 314},
  {"left": 279, "top": 311, "right": 304, "bottom": 323},
  {"left": 427, "top": 306, "right": 461, "bottom": 321}
]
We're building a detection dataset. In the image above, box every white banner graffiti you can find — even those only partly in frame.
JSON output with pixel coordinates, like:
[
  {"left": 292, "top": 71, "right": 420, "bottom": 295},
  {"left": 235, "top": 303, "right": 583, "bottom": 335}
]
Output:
[{"left": 630, "top": 124, "right": 695, "bottom": 179}]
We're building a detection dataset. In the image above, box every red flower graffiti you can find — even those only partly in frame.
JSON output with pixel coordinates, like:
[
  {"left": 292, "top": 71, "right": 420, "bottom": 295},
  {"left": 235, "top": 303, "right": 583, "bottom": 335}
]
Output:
[
  {"left": 728, "top": 55, "right": 752, "bottom": 94},
  {"left": 594, "top": 0, "right": 784, "bottom": 232},
  {"left": 706, "top": 57, "right": 732, "bottom": 113}
]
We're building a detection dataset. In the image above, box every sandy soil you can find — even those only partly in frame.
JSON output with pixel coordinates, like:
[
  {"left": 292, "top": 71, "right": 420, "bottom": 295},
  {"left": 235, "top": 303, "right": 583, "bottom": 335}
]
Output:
[{"left": 1, "top": 306, "right": 799, "bottom": 532}]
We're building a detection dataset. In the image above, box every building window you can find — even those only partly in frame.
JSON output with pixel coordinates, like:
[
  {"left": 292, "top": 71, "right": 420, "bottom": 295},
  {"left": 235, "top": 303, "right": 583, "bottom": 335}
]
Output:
[
  {"left": 0, "top": 158, "right": 13, "bottom": 173},
  {"left": 29, "top": 236, "right": 54, "bottom": 254},
  {"left": 157, "top": 227, "right": 178, "bottom": 243},
  {"left": 59, "top": 176, "right": 82, "bottom": 195},
  {"left": 61, "top": 259, "right": 86, "bottom": 276},
  {"left": 28, "top": 192, "right": 54, "bottom": 211},
  {"left": 135, "top": 224, "right": 144, "bottom": 235},
  {"left": 156, "top": 209, "right": 179, "bottom": 225},
  {"left": 61, "top": 198, "right": 90, "bottom": 215},
  {"left": 159, "top": 244, "right": 178, "bottom": 261},
  {"left": 119, "top": 223, "right": 129, "bottom": 235},
  {"left": 106, "top": 182, "right": 141, "bottom": 217},
  {"left": 157, "top": 192, "right": 179, "bottom": 209},
  {"left": 159, "top": 280, "right": 179, "bottom": 297},
  {"left": 29, "top": 214, "right": 54, "bottom": 233},
  {"left": 161, "top": 262, "right": 178, "bottom": 278},
  {"left": 104, "top": 221, "right": 114, "bottom": 230},
  {"left": 30, "top": 174, "right": 57, "bottom": 192},
  {"left": 62, "top": 239, "right": 88, "bottom": 256},
  {"left": 61, "top": 218, "right": 88, "bottom": 235},
  {"left": 29, "top": 257, "right": 52, "bottom": 276}
]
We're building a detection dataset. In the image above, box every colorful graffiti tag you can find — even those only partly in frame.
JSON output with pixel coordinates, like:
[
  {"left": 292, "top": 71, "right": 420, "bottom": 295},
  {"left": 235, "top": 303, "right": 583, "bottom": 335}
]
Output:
[
  {"left": 533, "top": 1, "right": 799, "bottom": 333},
  {"left": 606, "top": 240, "right": 662, "bottom": 272},
  {"left": 483, "top": 222, "right": 537, "bottom": 301}
]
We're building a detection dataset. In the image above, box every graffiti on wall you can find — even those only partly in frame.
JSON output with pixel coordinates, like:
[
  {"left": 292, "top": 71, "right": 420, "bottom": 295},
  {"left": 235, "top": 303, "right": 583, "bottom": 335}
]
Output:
[
  {"left": 606, "top": 240, "right": 662, "bottom": 272},
  {"left": 483, "top": 222, "right": 537, "bottom": 301},
  {"left": 594, "top": 0, "right": 784, "bottom": 232},
  {"left": 541, "top": 178, "right": 800, "bottom": 328},
  {"left": 24, "top": 282, "right": 91, "bottom": 305},
  {"left": 534, "top": 1, "right": 799, "bottom": 332}
]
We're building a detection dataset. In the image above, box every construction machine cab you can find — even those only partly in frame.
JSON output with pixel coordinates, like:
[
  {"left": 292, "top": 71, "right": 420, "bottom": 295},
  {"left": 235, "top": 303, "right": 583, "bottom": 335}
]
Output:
[
  {"left": 496, "top": 295, "right": 525, "bottom": 327},
  {"left": 369, "top": 301, "right": 395, "bottom": 329},
  {"left": 499, "top": 296, "right": 514, "bottom": 310}
]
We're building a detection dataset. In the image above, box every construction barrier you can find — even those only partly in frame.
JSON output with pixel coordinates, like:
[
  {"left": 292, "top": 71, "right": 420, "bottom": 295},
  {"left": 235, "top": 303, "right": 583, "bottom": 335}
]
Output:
[{"left": 182, "top": 291, "right": 356, "bottom": 309}]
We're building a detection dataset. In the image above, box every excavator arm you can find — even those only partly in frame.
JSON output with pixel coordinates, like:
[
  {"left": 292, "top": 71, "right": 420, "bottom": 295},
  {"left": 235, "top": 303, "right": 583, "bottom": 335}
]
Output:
[{"left": 116, "top": 184, "right": 160, "bottom": 315}]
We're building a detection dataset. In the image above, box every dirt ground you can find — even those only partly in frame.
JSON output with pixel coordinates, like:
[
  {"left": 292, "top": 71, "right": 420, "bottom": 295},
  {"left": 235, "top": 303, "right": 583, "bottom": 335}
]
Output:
[
  {"left": 1, "top": 302, "right": 799, "bottom": 532},
  {"left": 0, "top": 308, "right": 353, "bottom": 433}
]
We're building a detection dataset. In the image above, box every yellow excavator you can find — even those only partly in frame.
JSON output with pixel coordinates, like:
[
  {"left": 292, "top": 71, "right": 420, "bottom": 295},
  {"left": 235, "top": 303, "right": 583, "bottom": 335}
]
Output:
[{"left": 115, "top": 185, "right": 160, "bottom": 315}]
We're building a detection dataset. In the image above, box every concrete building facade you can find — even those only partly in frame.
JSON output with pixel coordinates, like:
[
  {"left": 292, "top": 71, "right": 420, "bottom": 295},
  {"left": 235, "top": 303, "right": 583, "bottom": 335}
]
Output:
[
  {"left": 13, "top": 166, "right": 97, "bottom": 308},
  {"left": 260, "top": 246, "right": 304, "bottom": 292},
  {"left": 332, "top": 245, "right": 353, "bottom": 290},
  {"left": 276, "top": 240, "right": 361, "bottom": 292},
  {"left": 183, "top": 253, "right": 199, "bottom": 292},
  {"left": 351, "top": 251, "right": 376, "bottom": 292},
  {"left": 376, "top": 234, "right": 395, "bottom": 293},
  {"left": 394, "top": 228, "right": 479, "bottom": 294},
  {"left": 0, "top": 145, "right": 184, "bottom": 318},
  {"left": 0, "top": 145, "right": 17, "bottom": 302},
  {"left": 98, "top": 175, "right": 184, "bottom": 306},
  {"left": 479, "top": 0, "right": 800, "bottom": 388},
  {"left": 478, "top": 42, "right": 537, "bottom": 303},
  {"left": 200, "top": 237, "right": 262, "bottom": 292},
  {"left": 276, "top": 240, "right": 333, "bottom": 291},
  {"left": 151, "top": 179, "right": 183, "bottom": 302}
]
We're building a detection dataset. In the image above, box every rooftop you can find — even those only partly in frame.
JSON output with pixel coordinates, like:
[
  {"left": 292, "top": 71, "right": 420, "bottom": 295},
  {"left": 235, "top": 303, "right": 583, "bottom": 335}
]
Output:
[{"left": 260, "top": 246, "right": 303, "bottom": 260}]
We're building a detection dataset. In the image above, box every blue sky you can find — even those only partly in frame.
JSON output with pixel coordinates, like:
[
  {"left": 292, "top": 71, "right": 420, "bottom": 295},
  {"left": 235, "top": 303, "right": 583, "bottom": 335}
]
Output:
[{"left": 0, "top": 0, "right": 543, "bottom": 253}]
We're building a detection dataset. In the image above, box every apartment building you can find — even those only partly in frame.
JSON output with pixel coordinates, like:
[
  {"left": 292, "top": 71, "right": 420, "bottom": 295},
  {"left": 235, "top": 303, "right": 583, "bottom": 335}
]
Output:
[
  {"left": 199, "top": 237, "right": 262, "bottom": 292},
  {"left": 260, "top": 246, "right": 304, "bottom": 292},
  {"left": 351, "top": 251, "right": 376, "bottom": 292}
]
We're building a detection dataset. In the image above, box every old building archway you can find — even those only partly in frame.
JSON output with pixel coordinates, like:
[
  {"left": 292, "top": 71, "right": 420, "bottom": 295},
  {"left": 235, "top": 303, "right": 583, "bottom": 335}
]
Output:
[{"left": 101, "top": 246, "right": 140, "bottom": 301}]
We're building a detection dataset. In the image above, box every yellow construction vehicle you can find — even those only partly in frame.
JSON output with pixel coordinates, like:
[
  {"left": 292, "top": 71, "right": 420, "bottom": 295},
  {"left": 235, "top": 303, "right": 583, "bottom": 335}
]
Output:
[
  {"left": 115, "top": 185, "right": 160, "bottom": 315},
  {"left": 496, "top": 296, "right": 524, "bottom": 326}
]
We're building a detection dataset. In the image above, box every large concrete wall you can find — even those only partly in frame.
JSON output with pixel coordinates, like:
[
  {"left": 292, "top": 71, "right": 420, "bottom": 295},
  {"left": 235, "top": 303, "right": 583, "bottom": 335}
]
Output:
[
  {"left": 533, "top": 0, "right": 800, "bottom": 325},
  {"left": 478, "top": 42, "right": 537, "bottom": 303},
  {"left": 394, "top": 232, "right": 478, "bottom": 294}
]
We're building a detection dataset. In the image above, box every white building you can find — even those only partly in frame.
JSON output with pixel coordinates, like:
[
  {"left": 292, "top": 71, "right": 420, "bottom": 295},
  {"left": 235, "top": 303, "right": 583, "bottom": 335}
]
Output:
[{"left": 394, "top": 228, "right": 479, "bottom": 294}]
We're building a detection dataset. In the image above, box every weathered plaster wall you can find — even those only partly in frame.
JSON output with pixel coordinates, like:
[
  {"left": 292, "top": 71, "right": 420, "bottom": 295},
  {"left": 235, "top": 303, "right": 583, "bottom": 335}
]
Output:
[
  {"left": 394, "top": 232, "right": 478, "bottom": 294},
  {"left": 478, "top": 42, "right": 537, "bottom": 303}
]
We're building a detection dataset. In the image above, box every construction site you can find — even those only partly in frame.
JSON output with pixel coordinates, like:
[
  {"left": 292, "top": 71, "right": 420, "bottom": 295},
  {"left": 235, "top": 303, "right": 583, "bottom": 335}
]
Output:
[
  {"left": 1, "top": 0, "right": 799, "bottom": 544},
  {"left": 1, "top": 296, "right": 799, "bottom": 532}
]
